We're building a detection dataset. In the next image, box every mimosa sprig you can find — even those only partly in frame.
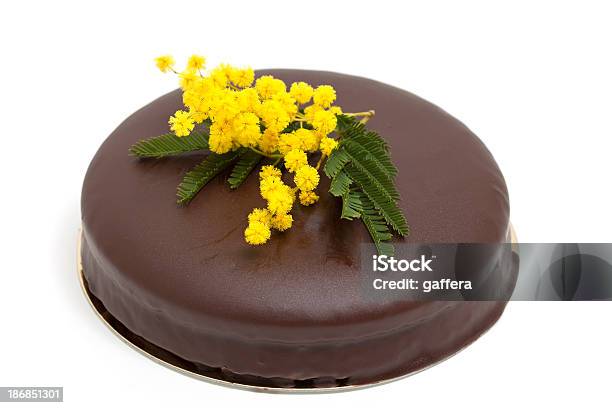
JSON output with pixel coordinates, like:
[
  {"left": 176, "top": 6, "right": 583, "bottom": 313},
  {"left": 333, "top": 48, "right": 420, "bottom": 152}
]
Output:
[{"left": 130, "top": 55, "right": 409, "bottom": 255}]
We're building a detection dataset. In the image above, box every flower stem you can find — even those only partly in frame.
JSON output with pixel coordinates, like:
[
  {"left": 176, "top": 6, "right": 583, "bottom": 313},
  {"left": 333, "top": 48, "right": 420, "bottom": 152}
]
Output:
[
  {"left": 249, "top": 147, "right": 282, "bottom": 159},
  {"left": 315, "top": 154, "right": 326, "bottom": 170},
  {"left": 346, "top": 110, "right": 376, "bottom": 120}
]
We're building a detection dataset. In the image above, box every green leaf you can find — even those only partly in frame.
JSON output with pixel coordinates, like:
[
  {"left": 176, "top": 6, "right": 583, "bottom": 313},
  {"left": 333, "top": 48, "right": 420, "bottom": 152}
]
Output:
[
  {"left": 337, "top": 115, "right": 391, "bottom": 155},
  {"left": 329, "top": 170, "right": 352, "bottom": 197},
  {"left": 345, "top": 163, "right": 409, "bottom": 236},
  {"left": 349, "top": 131, "right": 396, "bottom": 177},
  {"left": 331, "top": 115, "right": 408, "bottom": 236},
  {"left": 176, "top": 151, "right": 241, "bottom": 205},
  {"left": 337, "top": 116, "right": 398, "bottom": 199},
  {"left": 337, "top": 115, "right": 397, "bottom": 180},
  {"left": 129, "top": 131, "right": 209, "bottom": 158},
  {"left": 340, "top": 189, "right": 362, "bottom": 220},
  {"left": 357, "top": 192, "right": 395, "bottom": 256},
  {"left": 227, "top": 150, "right": 263, "bottom": 189},
  {"left": 342, "top": 143, "right": 399, "bottom": 200},
  {"left": 323, "top": 148, "right": 350, "bottom": 178},
  {"left": 324, "top": 114, "right": 409, "bottom": 249}
]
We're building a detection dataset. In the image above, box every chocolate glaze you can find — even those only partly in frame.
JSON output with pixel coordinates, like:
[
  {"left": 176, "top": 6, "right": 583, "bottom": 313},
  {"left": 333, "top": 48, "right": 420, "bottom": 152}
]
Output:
[{"left": 81, "top": 70, "right": 511, "bottom": 386}]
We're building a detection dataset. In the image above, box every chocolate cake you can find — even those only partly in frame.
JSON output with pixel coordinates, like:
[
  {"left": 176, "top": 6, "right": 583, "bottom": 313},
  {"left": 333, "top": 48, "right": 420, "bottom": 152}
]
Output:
[{"left": 81, "top": 69, "right": 512, "bottom": 388}]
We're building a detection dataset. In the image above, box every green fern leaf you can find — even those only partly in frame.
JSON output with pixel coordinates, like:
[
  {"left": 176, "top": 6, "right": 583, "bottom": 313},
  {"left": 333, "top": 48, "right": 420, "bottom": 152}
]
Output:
[
  {"left": 345, "top": 164, "right": 409, "bottom": 236},
  {"left": 341, "top": 189, "right": 362, "bottom": 220},
  {"left": 323, "top": 148, "right": 350, "bottom": 178},
  {"left": 336, "top": 115, "right": 397, "bottom": 177},
  {"left": 330, "top": 114, "right": 408, "bottom": 236},
  {"left": 337, "top": 117, "right": 398, "bottom": 199},
  {"left": 357, "top": 192, "right": 395, "bottom": 256},
  {"left": 343, "top": 133, "right": 397, "bottom": 177},
  {"left": 329, "top": 170, "right": 352, "bottom": 197},
  {"left": 335, "top": 114, "right": 357, "bottom": 134},
  {"left": 129, "top": 131, "right": 209, "bottom": 158},
  {"left": 227, "top": 150, "right": 263, "bottom": 189},
  {"left": 342, "top": 143, "right": 399, "bottom": 200},
  {"left": 336, "top": 115, "right": 389, "bottom": 151},
  {"left": 176, "top": 151, "right": 241, "bottom": 205}
]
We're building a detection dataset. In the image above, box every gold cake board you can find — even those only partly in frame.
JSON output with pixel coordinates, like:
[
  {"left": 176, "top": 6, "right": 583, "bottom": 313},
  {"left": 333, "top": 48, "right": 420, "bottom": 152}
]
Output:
[{"left": 77, "top": 226, "right": 517, "bottom": 394}]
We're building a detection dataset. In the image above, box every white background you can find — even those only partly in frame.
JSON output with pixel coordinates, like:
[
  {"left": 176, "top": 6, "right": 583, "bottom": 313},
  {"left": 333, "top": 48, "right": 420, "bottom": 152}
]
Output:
[{"left": 1, "top": 0, "right": 611, "bottom": 406}]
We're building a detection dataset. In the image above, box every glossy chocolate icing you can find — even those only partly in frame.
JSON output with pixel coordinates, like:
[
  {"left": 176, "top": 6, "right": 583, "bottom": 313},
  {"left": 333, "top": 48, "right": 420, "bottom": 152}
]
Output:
[{"left": 81, "top": 70, "right": 511, "bottom": 387}]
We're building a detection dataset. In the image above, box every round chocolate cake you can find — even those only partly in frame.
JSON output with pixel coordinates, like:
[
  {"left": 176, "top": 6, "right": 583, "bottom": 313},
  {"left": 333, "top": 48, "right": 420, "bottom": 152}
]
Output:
[{"left": 81, "top": 69, "right": 512, "bottom": 388}]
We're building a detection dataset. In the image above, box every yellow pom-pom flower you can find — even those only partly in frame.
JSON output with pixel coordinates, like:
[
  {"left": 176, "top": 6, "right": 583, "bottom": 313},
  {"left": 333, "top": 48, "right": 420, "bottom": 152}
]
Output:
[
  {"left": 179, "top": 69, "right": 199, "bottom": 90},
  {"left": 294, "top": 128, "right": 319, "bottom": 152},
  {"left": 188, "top": 107, "right": 208, "bottom": 124},
  {"left": 244, "top": 221, "right": 271, "bottom": 245},
  {"left": 187, "top": 54, "right": 206, "bottom": 71},
  {"left": 260, "top": 128, "right": 280, "bottom": 154},
  {"left": 208, "top": 120, "right": 233, "bottom": 153},
  {"left": 230, "top": 67, "right": 255, "bottom": 88},
  {"left": 272, "top": 91, "right": 298, "bottom": 119},
  {"left": 313, "top": 85, "right": 336, "bottom": 108},
  {"left": 209, "top": 93, "right": 241, "bottom": 123},
  {"left": 236, "top": 88, "right": 261, "bottom": 112},
  {"left": 248, "top": 208, "right": 272, "bottom": 226},
  {"left": 237, "top": 125, "right": 262, "bottom": 148},
  {"left": 168, "top": 110, "right": 194, "bottom": 137},
  {"left": 294, "top": 165, "right": 320, "bottom": 192},
  {"left": 266, "top": 186, "right": 295, "bottom": 215},
  {"left": 312, "top": 109, "right": 337, "bottom": 136},
  {"left": 284, "top": 149, "right": 308, "bottom": 173},
  {"left": 210, "top": 65, "right": 230, "bottom": 88},
  {"left": 299, "top": 190, "right": 319, "bottom": 206},
  {"left": 260, "top": 175, "right": 284, "bottom": 200},
  {"left": 277, "top": 132, "right": 302, "bottom": 155},
  {"left": 255, "top": 75, "right": 287, "bottom": 99},
  {"left": 258, "top": 99, "right": 290, "bottom": 133},
  {"left": 233, "top": 112, "right": 261, "bottom": 147},
  {"left": 155, "top": 55, "right": 175, "bottom": 73},
  {"left": 289, "top": 82, "right": 314, "bottom": 104},
  {"left": 271, "top": 213, "right": 293, "bottom": 231},
  {"left": 319, "top": 137, "right": 339, "bottom": 156},
  {"left": 329, "top": 106, "right": 343, "bottom": 115},
  {"left": 260, "top": 165, "right": 282, "bottom": 180},
  {"left": 304, "top": 104, "right": 323, "bottom": 123}
]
